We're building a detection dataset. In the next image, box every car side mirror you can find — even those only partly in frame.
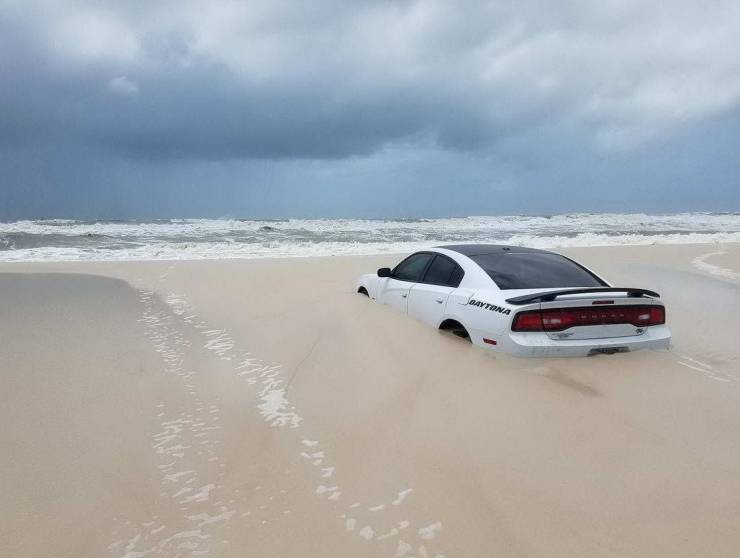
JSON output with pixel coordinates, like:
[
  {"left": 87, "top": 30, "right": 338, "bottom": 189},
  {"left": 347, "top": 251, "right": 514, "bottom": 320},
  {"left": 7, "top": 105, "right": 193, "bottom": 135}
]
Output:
[{"left": 377, "top": 267, "right": 391, "bottom": 278}]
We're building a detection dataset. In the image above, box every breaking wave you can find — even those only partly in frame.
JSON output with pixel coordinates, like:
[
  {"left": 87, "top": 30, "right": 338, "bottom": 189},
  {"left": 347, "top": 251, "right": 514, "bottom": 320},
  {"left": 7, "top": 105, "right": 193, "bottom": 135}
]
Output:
[{"left": 1, "top": 213, "right": 738, "bottom": 262}]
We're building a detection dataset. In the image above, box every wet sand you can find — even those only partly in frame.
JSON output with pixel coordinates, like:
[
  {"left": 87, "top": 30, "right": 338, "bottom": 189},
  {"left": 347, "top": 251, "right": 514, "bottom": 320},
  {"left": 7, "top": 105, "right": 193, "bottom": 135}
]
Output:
[{"left": 1, "top": 243, "right": 739, "bottom": 557}]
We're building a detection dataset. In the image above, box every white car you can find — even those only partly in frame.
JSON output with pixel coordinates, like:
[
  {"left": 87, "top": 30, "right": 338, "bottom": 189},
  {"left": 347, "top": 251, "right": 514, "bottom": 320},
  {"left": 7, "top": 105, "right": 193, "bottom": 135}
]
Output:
[{"left": 356, "top": 245, "right": 671, "bottom": 357}]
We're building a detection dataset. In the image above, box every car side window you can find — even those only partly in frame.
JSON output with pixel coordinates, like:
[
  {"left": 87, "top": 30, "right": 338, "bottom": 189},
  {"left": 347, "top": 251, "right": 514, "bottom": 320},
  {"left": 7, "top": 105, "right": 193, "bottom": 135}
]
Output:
[
  {"left": 448, "top": 264, "right": 464, "bottom": 287},
  {"left": 422, "top": 255, "right": 465, "bottom": 287},
  {"left": 392, "top": 253, "right": 434, "bottom": 282}
]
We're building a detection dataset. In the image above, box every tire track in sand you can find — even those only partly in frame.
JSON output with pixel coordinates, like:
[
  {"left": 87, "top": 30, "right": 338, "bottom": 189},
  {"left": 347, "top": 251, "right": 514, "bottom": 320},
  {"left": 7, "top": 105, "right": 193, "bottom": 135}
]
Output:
[{"left": 109, "top": 284, "right": 447, "bottom": 558}]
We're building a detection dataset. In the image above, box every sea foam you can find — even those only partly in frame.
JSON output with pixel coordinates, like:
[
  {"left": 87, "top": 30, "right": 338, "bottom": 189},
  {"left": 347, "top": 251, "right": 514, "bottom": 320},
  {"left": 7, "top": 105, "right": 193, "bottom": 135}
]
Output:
[{"left": 1, "top": 213, "right": 738, "bottom": 262}]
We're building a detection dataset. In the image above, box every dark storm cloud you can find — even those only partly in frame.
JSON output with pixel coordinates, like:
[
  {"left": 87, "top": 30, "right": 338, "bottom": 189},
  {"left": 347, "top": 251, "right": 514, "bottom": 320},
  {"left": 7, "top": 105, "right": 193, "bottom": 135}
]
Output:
[
  {"left": 0, "top": 1, "right": 501, "bottom": 160},
  {"left": 1, "top": 0, "right": 739, "bottom": 218}
]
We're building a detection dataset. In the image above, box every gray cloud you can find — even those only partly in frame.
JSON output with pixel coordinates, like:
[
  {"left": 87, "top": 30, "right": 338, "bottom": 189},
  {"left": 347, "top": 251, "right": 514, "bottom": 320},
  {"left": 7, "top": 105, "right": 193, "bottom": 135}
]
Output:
[{"left": 1, "top": 0, "right": 739, "bottom": 218}]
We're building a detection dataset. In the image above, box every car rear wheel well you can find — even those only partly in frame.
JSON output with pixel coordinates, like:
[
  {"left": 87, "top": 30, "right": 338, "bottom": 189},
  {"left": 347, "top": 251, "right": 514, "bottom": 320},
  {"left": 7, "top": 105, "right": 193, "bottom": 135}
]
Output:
[
  {"left": 357, "top": 286, "right": 369, "bottom": 296},
  {"left": 439, "top": 319, "right": 470, "bottom": 341}
]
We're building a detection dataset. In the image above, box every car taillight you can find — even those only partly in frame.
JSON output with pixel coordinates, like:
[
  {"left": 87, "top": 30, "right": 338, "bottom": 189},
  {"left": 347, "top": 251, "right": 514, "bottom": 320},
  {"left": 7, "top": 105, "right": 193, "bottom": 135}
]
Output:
[
  {"left": 511, "top": 311, "right": 544, "bottom": 331},
  {"left": 512, "top": 305, "right": 665, "bottom": 332},
  {"left": 648, "top": 306, "right": 665, "bottom": 325}
]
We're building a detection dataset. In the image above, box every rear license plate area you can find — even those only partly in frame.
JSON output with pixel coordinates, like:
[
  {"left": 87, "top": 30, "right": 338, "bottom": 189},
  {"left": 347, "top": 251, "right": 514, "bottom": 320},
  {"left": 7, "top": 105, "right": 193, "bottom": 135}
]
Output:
[{"left": 589, "top": 347, "right": 629, "bottom": 355}]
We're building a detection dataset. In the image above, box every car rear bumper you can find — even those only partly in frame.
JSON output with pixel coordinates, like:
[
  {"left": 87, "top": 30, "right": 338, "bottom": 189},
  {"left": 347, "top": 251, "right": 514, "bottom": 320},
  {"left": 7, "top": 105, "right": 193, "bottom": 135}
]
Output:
[{"left": 479, "top": 325, "right": 671, "bottom": 357}]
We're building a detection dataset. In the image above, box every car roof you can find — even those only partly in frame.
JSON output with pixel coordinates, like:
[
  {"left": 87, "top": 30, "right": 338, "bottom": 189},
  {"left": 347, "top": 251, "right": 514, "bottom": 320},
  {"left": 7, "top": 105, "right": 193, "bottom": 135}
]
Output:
[{"left": 436, "top": 244, "right": 554, "bottom": 257}]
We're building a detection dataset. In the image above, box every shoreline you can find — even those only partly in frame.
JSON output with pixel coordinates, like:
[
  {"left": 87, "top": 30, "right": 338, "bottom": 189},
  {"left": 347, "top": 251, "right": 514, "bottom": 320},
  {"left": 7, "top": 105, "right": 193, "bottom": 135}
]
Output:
[{"left": 2, "top": 242, "right": 739, "bottom": 284}]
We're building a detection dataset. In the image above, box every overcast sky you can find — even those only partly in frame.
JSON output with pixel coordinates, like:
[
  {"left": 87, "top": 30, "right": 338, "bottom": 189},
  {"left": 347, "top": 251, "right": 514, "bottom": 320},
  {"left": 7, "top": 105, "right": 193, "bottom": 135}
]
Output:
[{"left": 1, "top": 0, "right": 739, "bottom": 219}]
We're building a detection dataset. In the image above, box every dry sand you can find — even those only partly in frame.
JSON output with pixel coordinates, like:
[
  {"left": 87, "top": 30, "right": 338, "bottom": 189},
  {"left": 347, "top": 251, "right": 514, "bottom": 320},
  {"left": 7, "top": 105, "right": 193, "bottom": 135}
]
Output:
[{"left": 1, "top": 244, "right": 739, "bottom": 557}]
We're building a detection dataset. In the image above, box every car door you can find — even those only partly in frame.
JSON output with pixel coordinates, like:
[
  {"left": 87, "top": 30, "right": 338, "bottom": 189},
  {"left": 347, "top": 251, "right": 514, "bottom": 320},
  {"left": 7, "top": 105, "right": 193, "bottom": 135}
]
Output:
[
  {"left": 407, "top": 254, "right": 465, "bottom": 327},
  {"left": 378, "top": 252, "right": 435, "bottom": 313}
]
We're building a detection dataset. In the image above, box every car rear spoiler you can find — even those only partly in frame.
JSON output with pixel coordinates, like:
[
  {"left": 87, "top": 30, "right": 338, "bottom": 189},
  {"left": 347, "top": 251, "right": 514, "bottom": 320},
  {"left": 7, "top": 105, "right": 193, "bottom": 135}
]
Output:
[{"left": 505, "top": 287, "right": 661, "bottom": 305}]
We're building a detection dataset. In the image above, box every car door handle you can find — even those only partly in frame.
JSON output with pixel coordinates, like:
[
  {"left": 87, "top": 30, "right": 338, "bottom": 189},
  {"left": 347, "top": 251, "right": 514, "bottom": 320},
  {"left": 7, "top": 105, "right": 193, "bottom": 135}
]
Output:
[
  {"left": 401, "top": 293, "right": 407, "bottom": 298},
  {"left": 435, "top": 298, "right": 444, "bottom": 304}
]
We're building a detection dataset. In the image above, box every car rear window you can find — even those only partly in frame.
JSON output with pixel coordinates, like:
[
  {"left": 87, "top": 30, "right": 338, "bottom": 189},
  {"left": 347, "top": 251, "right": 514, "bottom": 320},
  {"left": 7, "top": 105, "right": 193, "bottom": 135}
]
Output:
[{"left": 470, "top": 252, "right": 606, "bottom": 290}]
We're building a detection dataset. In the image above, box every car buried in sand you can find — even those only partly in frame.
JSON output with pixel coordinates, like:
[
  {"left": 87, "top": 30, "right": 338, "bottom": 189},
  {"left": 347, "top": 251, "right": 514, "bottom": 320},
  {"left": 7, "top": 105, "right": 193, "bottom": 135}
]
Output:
[{"left": 356, "top": 245, "right": 670, "bottom": 357}]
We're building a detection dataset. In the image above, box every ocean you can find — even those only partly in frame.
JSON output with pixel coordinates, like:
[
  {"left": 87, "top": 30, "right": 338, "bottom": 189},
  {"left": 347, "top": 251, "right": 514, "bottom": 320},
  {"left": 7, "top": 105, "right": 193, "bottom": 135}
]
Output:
[{"left": 1, "top": 213, "right": 739, "bottom": 262}]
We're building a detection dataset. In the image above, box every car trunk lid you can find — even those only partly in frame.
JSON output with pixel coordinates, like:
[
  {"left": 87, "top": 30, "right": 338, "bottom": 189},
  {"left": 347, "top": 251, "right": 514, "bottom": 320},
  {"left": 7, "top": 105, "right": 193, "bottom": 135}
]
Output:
[
  {"left": 508, "top": 289, "right": 665, "bottom": 341},
  {"left": 538, "top": 296, "right": 661, "bottom": 340}
]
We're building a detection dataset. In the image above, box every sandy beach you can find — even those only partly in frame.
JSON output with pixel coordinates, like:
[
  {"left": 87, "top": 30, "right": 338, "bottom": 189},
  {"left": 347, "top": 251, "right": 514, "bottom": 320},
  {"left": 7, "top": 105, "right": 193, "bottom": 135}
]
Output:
[{"left": 2, "top": 243, "right": 740, "bottom": 558}]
